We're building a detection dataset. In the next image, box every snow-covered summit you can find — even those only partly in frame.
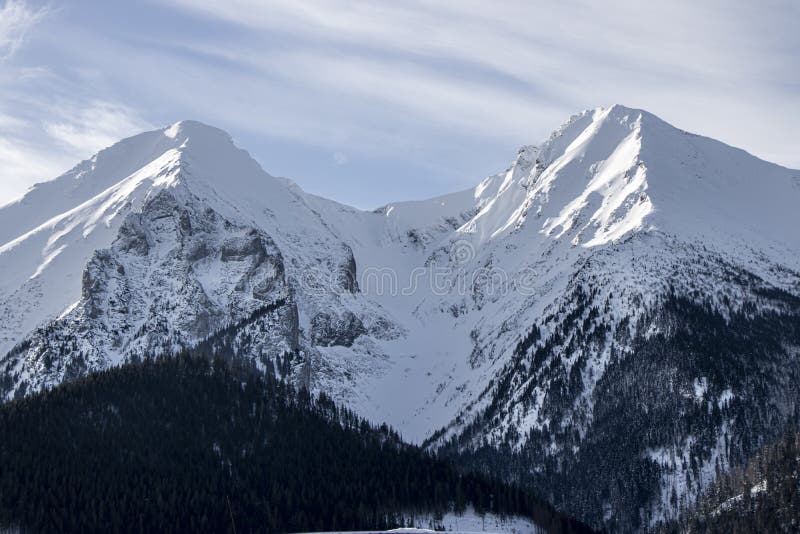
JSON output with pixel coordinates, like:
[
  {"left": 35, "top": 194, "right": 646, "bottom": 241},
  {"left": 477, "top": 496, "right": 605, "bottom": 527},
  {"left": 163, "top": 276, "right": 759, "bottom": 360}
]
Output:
[
  {"left": 440, "top": 104, "right": 800, "bottom": 260},
  {"left": 0, "top": 117, "right": 367, "bottom": 363}
]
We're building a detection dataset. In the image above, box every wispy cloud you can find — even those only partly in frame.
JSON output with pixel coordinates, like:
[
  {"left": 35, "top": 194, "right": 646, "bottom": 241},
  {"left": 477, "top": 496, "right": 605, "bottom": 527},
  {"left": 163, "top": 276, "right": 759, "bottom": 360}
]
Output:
[
  {"left": 0, "top": 0, "right": 48, "bottom": 60},
  {"left": 0, "top": 2, "right": 151, "bottom": 203},
  {"left": 158, "top": 0, "right": 800, "bottom": 164},
  {"left": 0, "top": 97, "right": 150, "bottom": 204},
  {"left": 43, "top": 100, "right": 151, "bottom": 155},
  {"left": 0, "top": 132, "right": 73, "bottom": 207},
  {"left": 162, "top": 0, "right": 763, "bottom": 94}
]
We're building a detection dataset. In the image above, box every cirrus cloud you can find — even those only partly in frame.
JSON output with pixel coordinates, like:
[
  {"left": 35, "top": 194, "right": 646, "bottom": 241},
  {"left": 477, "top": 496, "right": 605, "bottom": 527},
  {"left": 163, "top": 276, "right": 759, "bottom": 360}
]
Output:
[{"left": 0, "top": 0, "right": 48, "bottom": 60}]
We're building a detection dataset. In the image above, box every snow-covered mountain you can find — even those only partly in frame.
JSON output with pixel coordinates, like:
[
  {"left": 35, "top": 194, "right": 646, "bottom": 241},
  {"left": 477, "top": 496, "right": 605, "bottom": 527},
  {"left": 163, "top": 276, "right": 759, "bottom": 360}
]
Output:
[{"left": 2, "top": 105, "right": 799, "bottom": 531}]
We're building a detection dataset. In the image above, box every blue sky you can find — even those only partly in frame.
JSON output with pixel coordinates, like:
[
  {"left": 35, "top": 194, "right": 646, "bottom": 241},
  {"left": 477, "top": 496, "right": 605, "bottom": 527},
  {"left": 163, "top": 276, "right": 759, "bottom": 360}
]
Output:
[{"left": 1, "top": 0, "right": 798, "bottom": 209}]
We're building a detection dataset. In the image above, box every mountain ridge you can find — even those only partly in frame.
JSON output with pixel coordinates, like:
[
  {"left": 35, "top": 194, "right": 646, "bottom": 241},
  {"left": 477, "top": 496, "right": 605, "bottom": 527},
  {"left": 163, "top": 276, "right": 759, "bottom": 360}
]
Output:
[{"left": 2, "top": 104, "right": 799, "bottom": 530}]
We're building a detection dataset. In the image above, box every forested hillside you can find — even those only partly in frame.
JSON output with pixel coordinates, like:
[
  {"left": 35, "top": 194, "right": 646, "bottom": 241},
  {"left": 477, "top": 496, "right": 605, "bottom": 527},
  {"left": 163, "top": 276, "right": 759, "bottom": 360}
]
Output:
[
  {"left": 658, "top": 426, "right": 800, "bottom": 533},
  {"left": 0, "top": 353, "right": 591, "bottom": 534},
  {"left": 436, "top": 291, "right": 800, "bottom": 531}
]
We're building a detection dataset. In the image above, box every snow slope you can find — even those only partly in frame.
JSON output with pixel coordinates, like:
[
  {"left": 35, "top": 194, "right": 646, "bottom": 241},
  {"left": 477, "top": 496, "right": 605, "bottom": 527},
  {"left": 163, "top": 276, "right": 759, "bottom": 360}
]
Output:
[{"left": 300, "top": 506, "right": 545, "bottom": 533}]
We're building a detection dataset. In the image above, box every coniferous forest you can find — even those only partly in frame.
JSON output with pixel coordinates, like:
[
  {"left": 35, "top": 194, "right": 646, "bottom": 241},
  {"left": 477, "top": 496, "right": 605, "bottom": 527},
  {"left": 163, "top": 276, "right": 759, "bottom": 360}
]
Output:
[
  {"left": 0, "top": 353, "right": 592, "bottom": 534},
  {"left": 658, "top": 426, "right": 800, "bottom": 533}
]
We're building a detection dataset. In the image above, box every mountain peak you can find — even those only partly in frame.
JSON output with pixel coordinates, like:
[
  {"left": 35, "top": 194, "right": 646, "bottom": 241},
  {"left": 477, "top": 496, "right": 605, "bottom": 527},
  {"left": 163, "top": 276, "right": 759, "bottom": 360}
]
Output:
[
  {"left": 452, "top": 102, "right": 800, "bottom": 257},
  {"left": 596, "top": 103, "right": 659, "bottom": 122},
  {"left": 601, "top": 102, "right": 646, "bottom": 116},
  {"left": 162, "top": 119, "right": 234, "bottom": 145}
]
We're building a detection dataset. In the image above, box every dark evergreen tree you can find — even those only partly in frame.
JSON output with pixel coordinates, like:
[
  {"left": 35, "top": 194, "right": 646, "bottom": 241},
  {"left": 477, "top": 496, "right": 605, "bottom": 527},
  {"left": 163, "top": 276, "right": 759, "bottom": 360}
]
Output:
[{"left": 0, "top": 352, "right": 592, "bottom": 534}]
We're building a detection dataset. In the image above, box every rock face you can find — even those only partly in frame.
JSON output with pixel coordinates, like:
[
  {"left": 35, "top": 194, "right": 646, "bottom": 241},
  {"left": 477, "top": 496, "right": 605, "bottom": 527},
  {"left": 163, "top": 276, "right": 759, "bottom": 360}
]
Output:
[
  {"left": 2, "top": 108, "right": 800, "bottom": 531},
  {"left": 311, "top": 311, "right": 367, "bottom": 347},
  {"left": 3, "top": 186, "right": 295, "bottom": 396}
]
